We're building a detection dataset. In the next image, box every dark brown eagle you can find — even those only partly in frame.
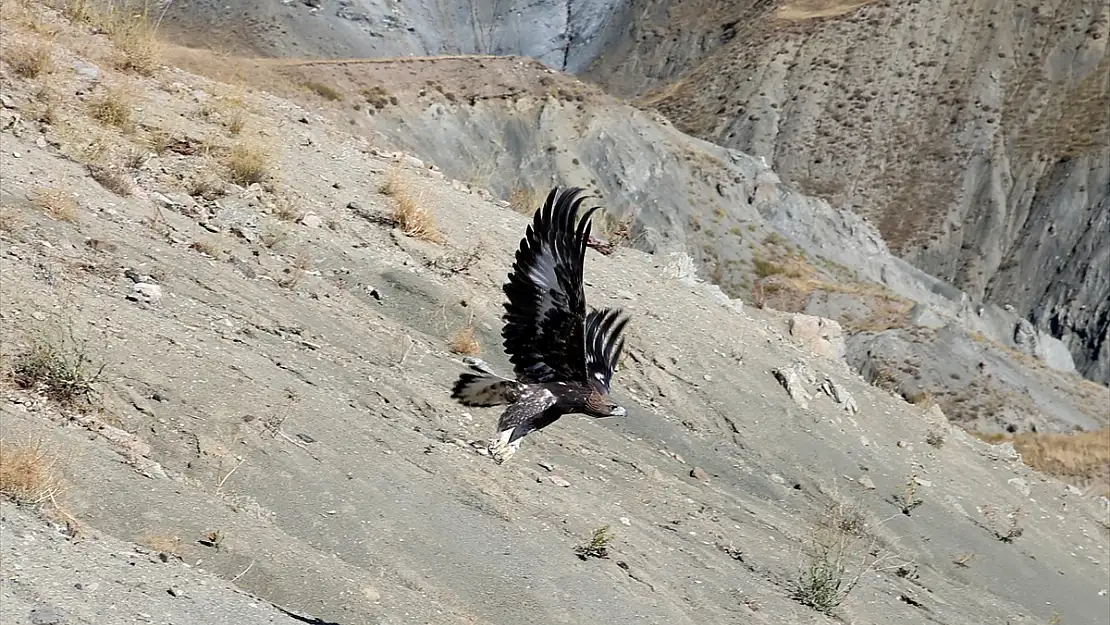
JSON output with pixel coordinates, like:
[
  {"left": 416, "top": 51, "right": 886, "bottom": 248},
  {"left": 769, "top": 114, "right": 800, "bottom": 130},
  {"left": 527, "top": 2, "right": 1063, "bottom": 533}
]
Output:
[{"left": 450, "top": 187, "right": 631, "bottom": 464}]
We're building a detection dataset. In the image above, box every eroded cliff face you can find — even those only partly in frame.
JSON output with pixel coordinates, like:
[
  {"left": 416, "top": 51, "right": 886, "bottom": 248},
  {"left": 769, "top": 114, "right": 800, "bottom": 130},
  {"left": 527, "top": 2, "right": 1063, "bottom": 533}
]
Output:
[
  {"left": 597, "top": 0, "right": 1109, "bottom": 383},
  {"left": 160, "top": 0, "right": 633, "bottom": 72},
  {"left": 158, "top": 0, "right": 1109, "bottom": 383}
]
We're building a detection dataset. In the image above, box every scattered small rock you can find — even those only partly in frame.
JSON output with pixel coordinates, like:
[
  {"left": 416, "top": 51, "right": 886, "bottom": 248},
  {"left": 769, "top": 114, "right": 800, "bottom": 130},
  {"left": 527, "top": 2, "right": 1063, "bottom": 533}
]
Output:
[
  {"left": 547, "top": 476, "right": 571, "bottom": 488},
  {"left": 690, "top": 467, "right": 709, "bottom": 481},
  {"left": 772, "top": 363, "right": 814, "bottom": 409},
  {"left": 299, "top": 212, "right": 323, "bottom": 228},
  {"left": 30, "top": 605, "right": 62, "bottom": 625},
  {"left": 859, "top": 476, "right": 876, "bottom": 490},
  {"left": 819, "top": 376, "right": 859, "bottom": 414},
  {"left": 1007, "top": 477, "right": 1030, "bottom": 497},
  {"left": 127, "top": 282, "right": 163, "bottom": 305}
]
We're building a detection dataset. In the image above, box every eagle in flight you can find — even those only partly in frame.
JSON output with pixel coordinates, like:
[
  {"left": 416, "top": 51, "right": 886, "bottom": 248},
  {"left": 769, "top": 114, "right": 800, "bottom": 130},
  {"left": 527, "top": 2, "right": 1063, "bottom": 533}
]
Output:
[{"left": 450, "top": 187, "right": 631, "bottom": 464}]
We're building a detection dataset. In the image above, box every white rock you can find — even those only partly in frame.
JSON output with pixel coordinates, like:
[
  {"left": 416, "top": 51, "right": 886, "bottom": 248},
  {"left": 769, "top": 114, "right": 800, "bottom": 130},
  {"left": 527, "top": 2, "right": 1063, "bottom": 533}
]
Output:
[{"left": 300, "top": 212, "right": 323, "bottom": 228}]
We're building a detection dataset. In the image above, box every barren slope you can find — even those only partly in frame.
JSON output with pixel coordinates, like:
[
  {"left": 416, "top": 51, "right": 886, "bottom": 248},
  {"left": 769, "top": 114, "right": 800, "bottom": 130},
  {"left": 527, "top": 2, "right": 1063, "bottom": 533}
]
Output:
[
  {"left": 599, "top": 0, "right": 1110, "bottom": 384},
  {"left": 154, "top": 50, "right": 1105, "bottom": 439},
  {"left": 148, "top": 0, "right": 1110, "bottom": 384},
  {"left": 1, "top": 6, "right": 1110, "bottom": 625}
]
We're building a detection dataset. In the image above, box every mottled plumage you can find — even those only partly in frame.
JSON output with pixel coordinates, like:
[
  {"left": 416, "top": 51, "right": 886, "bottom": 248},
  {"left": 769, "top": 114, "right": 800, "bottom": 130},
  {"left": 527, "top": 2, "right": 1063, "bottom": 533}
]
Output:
[{"left": 450, "top": 187, "right": 631, "bottom": 463}]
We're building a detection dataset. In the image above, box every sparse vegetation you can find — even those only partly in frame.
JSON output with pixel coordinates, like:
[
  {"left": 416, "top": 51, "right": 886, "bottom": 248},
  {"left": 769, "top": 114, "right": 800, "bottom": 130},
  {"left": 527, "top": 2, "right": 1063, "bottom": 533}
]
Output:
[
  {"left": 380, "top": 170, "right": 444, "bottom": 243},
  {"left": 139, "top": 532, "right": 185, "bottom": 559},
  {"left": 223, "top": 140, "right": 271, "bottom": 185},
  {"left": 575, "top": 525, "right": 614, "bottom": 560},
  {"left": 89, "top": 85, "right": 135, "bottom": 131},
  {"left": 6, "top": 39, "right": 55, "bottom": 78},
  {"left": 11, "top": 325, "right": 106, "bottom": 409},
  {"left": 894, "top": 473, "right": 924, "bottom": 516},
  {"left": 0, "top": 437, "right": 65, "bottom": 507},
  {"left": 30, "top": 187, "right": 79, "bottom": 222},
  {"left": 88, "top": 163, "right": 134, "bottom": 196},
  {"left": 926, "top": 430, "right": 946, "bottom": 448},
  {"left": 792, "top": 495, "right": 905, "bottom": 615},
  {"left": 261, "top": 223, "right": 290, "bottom": 249},
  {"left": 448, "top": 324, "right": 480, "bottom": 355},
  {"left": 974, "top": 429, "right": 1110, "bottom": 496},
  {"left": 304, "top": 81, "right": 343, "bottom": 101},
  {"left": 108, "top": 3, "right": 163, "bottom": 76},
  {"left": 593, "top": 208, "right": 639, "bottom": 248},
  {"left": 361, "top": 85, "right": 393, "bottom": 109},
  {"left": 508, "top": 186, "right": 546, "bottom": 215}
]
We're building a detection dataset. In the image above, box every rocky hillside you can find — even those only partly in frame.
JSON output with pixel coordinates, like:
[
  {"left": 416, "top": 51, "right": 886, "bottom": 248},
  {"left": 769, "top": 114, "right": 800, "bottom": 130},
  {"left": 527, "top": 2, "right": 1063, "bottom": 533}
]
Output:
[
  {"left": 145, "top": 49, "right": 1103, "bottom": 438},
  {"left": 2, "top": 4, "right": 1109, "bottom": 625},
  {"left": 155, "top": 0, "right": 1110, "bottom": 384},
  {"left": 592, "top": 0, "right": 1110, "bottom": 385}
]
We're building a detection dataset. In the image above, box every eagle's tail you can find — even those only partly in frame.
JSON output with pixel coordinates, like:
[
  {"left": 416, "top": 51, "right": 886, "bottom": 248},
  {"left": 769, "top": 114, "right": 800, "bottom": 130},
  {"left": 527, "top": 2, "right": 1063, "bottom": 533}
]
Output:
[{"left": 451, "top": 373, "right": 520, "bottom": 407}]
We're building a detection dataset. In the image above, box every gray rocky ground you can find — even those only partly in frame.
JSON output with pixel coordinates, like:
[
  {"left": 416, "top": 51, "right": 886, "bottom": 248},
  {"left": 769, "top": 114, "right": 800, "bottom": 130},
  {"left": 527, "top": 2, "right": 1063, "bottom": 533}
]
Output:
[
  {"left": 157, "top": 0, "right": 1109, "bottom": 386},
  {"left": 0, "top": 5, "right": 1108, "bottom": 625},
  {"left": 1, "top": 502, "right": 313, "bottom": 625}
]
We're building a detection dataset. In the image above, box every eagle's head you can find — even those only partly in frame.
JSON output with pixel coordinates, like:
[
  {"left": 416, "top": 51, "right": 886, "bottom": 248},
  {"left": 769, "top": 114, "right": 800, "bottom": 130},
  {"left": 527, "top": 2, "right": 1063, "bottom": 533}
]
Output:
[{"left": 584, "top": 383, "right": 627, "bottom": 418}]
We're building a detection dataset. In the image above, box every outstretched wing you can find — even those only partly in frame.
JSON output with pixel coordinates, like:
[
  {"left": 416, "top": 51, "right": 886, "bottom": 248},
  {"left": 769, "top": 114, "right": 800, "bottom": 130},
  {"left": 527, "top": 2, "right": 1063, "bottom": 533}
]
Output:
[
  {"left": 501, "top": 187, "right": 600, "bottom": 383},
  {"left": 583, "top": 308, "right": 630, "bottom": 392}
]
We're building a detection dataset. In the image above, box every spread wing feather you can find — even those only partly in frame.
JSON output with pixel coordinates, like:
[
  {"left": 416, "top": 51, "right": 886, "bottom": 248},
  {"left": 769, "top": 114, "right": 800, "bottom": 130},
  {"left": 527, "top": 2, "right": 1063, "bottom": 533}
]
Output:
[
  {"left": 583, "top": 308, "right": 630, "bottom": 392},
  {"left": 501, "top": 187, "right": 599, "bottom": 383}
]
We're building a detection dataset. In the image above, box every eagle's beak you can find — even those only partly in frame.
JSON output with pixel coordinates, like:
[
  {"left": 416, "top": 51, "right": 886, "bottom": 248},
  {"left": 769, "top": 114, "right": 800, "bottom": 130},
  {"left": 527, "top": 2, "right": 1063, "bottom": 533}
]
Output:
[{"left": 610, "top": 405, "right": 627, "bottom": 417}]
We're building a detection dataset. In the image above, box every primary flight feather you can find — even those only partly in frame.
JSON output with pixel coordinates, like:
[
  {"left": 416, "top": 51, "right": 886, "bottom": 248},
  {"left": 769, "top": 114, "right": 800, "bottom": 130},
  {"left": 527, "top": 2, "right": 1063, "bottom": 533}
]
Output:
[{"left": 451, "top": 187, "right": 631, "bottom": 464}]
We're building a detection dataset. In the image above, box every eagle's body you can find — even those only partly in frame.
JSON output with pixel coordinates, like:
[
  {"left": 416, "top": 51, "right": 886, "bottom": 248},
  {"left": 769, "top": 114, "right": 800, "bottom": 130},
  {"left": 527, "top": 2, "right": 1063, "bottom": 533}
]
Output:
[{"left": 450, "top": 187, "right": 631, "bottom": 464}]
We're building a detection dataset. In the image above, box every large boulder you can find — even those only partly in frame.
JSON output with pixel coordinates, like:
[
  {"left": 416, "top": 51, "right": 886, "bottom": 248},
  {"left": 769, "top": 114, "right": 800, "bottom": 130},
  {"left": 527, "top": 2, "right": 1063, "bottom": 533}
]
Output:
[{"left": 788, "top": 313, "right": 846, "bottom": 362}]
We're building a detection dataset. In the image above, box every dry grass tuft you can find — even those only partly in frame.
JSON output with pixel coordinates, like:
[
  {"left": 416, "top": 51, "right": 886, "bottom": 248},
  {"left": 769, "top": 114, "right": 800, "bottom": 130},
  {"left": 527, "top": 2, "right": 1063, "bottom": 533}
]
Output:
[
  {"left": 979, "top": 429, "right": 1110, "bottom": 495},
  {"left": 277, "top": 252, "right": 313, "bottom": 289},
  {"left": 448, "top": 325, "right": 481, "bottom": 355},
  {"left": 87, "top": 163, "right": 134, "bottom": 196},
  {"left": 593, "top": 208, "right": 640, "bottom": 247},
  {"left": 392, "top": 191, "right": 444, "bottom": 243},
  {"left": 138, "top": 532, "right": 184, "bottom": 559},
  {"left": 377, "top": 166, "right": 403, "bottom": 196},
  {"left": 110, "top": 7, "right": 162, "bottom": 76},
  {"left": 508, "top": 186, "right": 547, "bottom": 215},
  {"left": 0, "top": 206, "right": 25, "bottom": 233},
  {"left": 382, "top": 171, "right": 444, "bottom": 243},
  {"left": 223, "top": 140, "right": 271, "bottom": 185},
  {"left": 260, "top": 223, "right": 289, "bottom": 249},
  {"left": 6, "top": 39, "right": 55, "bottom": 78},
  {"left": 303, "top": 81, "right": 343, "bottom": 101},
  {"left": 30, "top": 187, "right": 79, "bottom": 222},
  {"left": 225, "top": 109, "right": 247, "bottom": 135},
  {"left": 0, "top": 438, "right": 65, "bottom": 507},
  {"left": 88, "top": 85, "right": 135, "bottom": 131}
]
